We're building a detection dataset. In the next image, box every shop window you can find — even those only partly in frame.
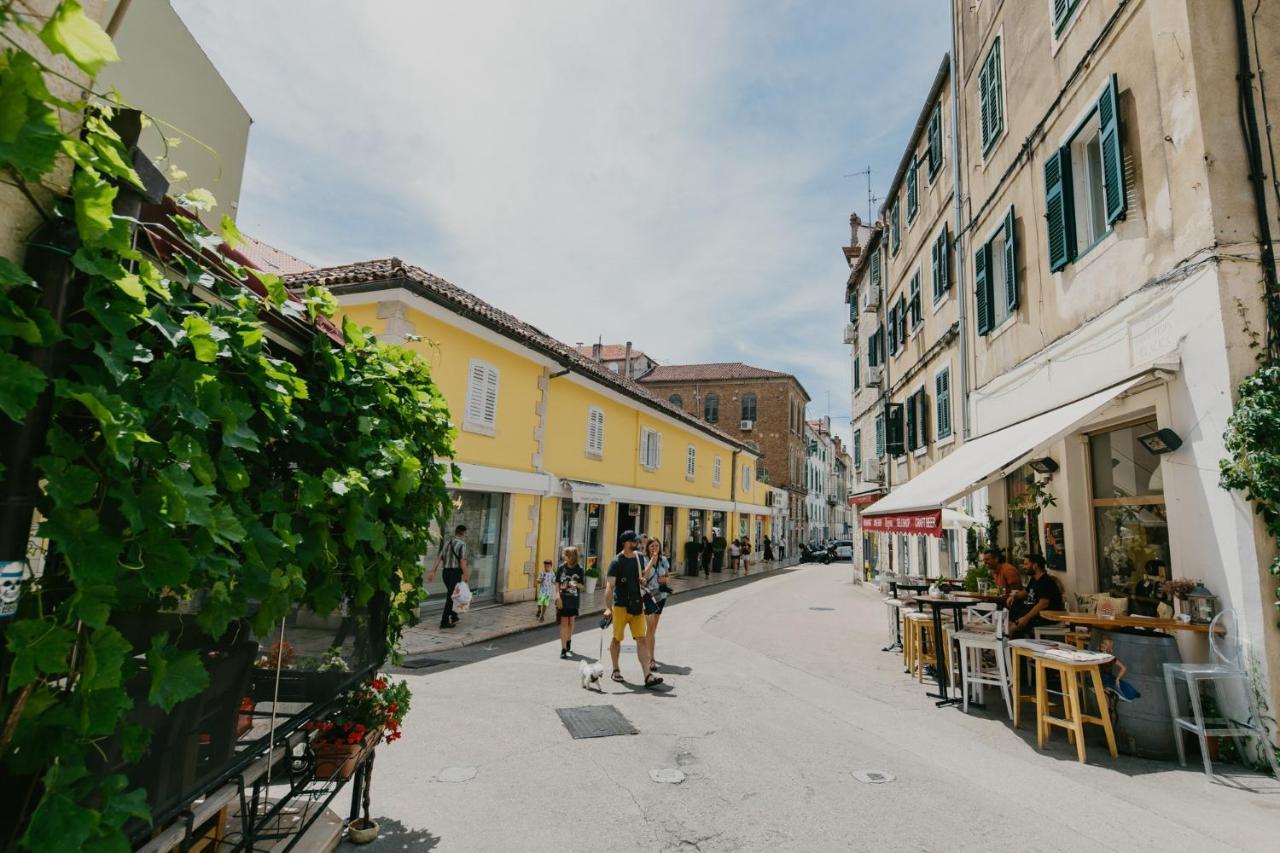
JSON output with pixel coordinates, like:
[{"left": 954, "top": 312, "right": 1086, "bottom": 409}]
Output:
[
  {"left": 1005, "top": 463, "right": 1043, "bottom": 564},
  {"left": 704, "top": 394, "right": 719, "bottom": 423},
  {"left": 1089, "top": 419, "right": 1169, "bottom": 592}
]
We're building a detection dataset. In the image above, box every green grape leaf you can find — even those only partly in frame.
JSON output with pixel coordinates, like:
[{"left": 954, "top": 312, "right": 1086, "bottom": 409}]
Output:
[
  {"left": 39, "top": 0, "right": 120, "bottom": 76},
  {"left": 0, "top": 255, "right": 35, "bottom": 288},
  {"left": 146, "top": 636, "right": 209, "bottom": 712},
  {"left": 0, "top": 351, "right": 46, "bottom": 422},
  {"left": 20, "top": 790, "right": 98, "bottom": 852},
  {"left": 72, "top": 171, "right": 118, "bottom": 243},
  {"left": 5, "top": 619, "right": 76, "bottom": 688},
  {"left": 182, "top": 315, "right": 218, "bottom": 362},
  {"left": 220, "top": 214, "right": 243, "bottom": 249}
]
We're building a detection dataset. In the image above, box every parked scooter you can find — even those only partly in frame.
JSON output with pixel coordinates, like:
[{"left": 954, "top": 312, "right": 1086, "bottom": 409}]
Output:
[{"left": 800, "top": 543, "right": 832, "bottom": 564}]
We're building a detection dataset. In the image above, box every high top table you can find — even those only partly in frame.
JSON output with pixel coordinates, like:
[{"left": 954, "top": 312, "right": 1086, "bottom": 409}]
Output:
[{"left": 912, "top": 595, "right": 979, "bottom": 706}]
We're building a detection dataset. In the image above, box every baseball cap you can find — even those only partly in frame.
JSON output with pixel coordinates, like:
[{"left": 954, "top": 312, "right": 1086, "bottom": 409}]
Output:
[{"left": 620, "top": 530, "right": 639, "bottom": 543}]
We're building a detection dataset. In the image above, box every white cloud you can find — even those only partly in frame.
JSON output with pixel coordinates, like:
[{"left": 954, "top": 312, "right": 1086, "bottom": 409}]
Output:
[{"left": 171, "top": 0, "right": 948, "bottom": 445}]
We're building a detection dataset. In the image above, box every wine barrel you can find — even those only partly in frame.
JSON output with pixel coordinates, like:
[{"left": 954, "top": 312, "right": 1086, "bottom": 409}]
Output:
[{"left": 1090, "top": 628, "right": 1186, "bottom": 759}]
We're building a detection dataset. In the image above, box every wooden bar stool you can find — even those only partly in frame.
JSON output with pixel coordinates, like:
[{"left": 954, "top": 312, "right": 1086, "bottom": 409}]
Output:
[
  {"left": 904, "top": 611, "right": 937, "bottom": 683},
  {"left": 1009, "top": 643, "right": 1042, "bottom": 729},
  {"left": 1034, "top": 656, "right": 1118, "bottom": 763}
]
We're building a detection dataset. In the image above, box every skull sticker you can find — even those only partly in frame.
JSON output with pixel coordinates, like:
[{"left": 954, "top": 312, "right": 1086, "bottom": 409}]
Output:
[{"left": 0, "top": 562, "right": 25, "bottom": 619}]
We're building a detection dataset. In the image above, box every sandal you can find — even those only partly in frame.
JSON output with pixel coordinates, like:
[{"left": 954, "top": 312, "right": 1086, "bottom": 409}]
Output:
[
  {"left": 644, "top": 674, "right": 664, "bottom": 689},
  {"left": 611, "top": 670, "right": 625, "bottom": 683}
]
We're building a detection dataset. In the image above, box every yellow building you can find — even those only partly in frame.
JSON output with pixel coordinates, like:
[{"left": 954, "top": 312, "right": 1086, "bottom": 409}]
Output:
[{"left": 286, "top": 259, "right": 771, "bottom": 605}]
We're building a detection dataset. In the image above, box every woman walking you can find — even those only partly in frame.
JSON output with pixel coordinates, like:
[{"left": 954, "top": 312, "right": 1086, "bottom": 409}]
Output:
[
  {"left": 642, "top": 537, "right": 670, "bottom": 674},
  {"left": 699, "top": 536, "right": 713, "bottom": 578},
  {"left": 555, "top": 547, "right": 586, "bottom": 658}
]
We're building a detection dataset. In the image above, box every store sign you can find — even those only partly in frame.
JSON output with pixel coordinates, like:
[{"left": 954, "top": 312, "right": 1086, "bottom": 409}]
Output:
[
  {"left": 860, "top": 509, "right": 943, "bottom": 537},
  {"left": 849, "top": 492, "right": 883, "bottom": 506}
]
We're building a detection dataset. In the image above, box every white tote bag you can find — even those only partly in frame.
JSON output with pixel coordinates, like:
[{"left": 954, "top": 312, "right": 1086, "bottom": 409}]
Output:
[{"left": 452, "top": 581, "right": 473, "bottom": 612}]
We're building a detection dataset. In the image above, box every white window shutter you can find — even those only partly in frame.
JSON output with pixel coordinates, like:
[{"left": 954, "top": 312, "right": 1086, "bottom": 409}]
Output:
[
  {"left": 465, "top": 359, "right": 498, "bottom": 430},
  {"left": 654, "top": 432, "right": 662, "bottom": 468},
  {"left": 686, "top": 446, "right": 696, "bottom": 477},
  {"left": 639, "top": 428, "right": 649, "bottom": 466},
  {"left": 713, "top": 457, "right": 722, "bottom": 487},
  {"left": 483, "top": 365, "right": 498, "bottom": 425}
]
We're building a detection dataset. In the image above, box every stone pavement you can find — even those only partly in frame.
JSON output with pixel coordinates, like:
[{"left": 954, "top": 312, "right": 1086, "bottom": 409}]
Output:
[{"left": 397, "top": 555, "right": 809, "bottom": 655}]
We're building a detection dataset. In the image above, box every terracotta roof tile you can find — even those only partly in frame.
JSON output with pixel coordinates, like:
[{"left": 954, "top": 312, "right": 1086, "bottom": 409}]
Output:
[
  {"left": 640, "top": 362, "right": 801, "bottom": 386},
  {"left": 284, "top": 259, "right": 751, "bottom": 451},
  {"left": 238, "top": 233, "right": 315, "bottom": 276},
  {"left": 572, "top": 344, "right": 651, "bottom": 362}
]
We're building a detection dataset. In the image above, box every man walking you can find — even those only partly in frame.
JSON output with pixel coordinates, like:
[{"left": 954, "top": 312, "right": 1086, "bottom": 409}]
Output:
[
  {"left": 427, "top": 524, "right": 469, "bottom": 629},
  {"left": 602, "top": 531, "right": 663, "bottom": 688}
]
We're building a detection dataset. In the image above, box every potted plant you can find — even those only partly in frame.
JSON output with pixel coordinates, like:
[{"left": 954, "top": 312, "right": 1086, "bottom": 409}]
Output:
[
  {"left": 308, "top": 674, "right": 411, "bottom": 781},
  {"left": 1161, "top": 577, "right": 1197, "bottom": 619},
  {"left": 584, "top": 558, "right": 600, "bottom": 594}
]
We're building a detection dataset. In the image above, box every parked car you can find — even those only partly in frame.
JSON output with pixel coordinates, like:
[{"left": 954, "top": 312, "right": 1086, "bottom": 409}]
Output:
[{"left": 830, "top": 539, "right": 854, "bottom": 561}]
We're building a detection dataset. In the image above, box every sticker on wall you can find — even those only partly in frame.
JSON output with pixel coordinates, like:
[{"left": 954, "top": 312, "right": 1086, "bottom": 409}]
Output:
[
  {"left": 0, "top": 561, "right": 27, "bottom": 619},
  {"left": 1044, "top": 522, "right": 1066, "bottom": 572}
]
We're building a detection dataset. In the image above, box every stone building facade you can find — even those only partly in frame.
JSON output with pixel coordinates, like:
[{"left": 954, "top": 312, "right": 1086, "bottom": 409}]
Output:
[{"left": 640, "top": 363, "right": 811, "bottom": 544}]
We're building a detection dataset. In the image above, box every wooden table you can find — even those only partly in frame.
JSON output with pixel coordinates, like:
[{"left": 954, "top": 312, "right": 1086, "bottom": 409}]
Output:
[{"left": 1041, "top": 611, "right": 1213, "bottom": 633}]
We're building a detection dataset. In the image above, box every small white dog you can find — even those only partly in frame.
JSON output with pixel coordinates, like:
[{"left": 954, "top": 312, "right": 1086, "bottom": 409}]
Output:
[{"left": 579, "top": 659, "right": 605, "bottom": 691}]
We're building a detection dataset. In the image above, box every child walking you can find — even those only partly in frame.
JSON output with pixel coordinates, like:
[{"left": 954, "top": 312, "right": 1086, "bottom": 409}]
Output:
[{"left": 535, "top": 559, "right": 556, "bottom": 621}]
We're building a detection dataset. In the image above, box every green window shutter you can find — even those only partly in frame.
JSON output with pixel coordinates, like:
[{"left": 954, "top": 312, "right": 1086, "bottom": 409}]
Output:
[
  {"left": 854, "top": 430, "right": 861, "bottom": 468},
  {"left": 907, "top": 163, "right": 918, "bottom": 221},
  {"left": 875, "top": 415, "right": 885, "bottom": 457},
  {"left": 990, "top": 40, "right": 1003, "bottom": 146},
  {"left": 1098, "top": 74, "right": 1126, "bottom": 225},
  {"left": 853, "top": 350, "right": 860, "bottom": 388},
  {"left": 927, "top": 105, "right": 942, "bottom": 176},
  {"left": 909, "top": 272, "right": 921, "bottom": 327},
  {"left": 918, "top": 390, "right": 929, "bottom": 446},
  {"left": 849, "top": 299, "right": 857, "bottom": 322},
  {"left": 905, "top": 397, "right": 917, "bottom": 452},
  {"left": 887, "top": 305, "right": 897, "bottom": 354},
  {"left": 1044, "top": 147, "right": 1076, "bottom": 272},
  {"left": 1003, "top": 207, "right": 1018, "bottom": 311},
  {"left": 892, "top": 203, "right": 901, "bottom": 254},
  {"left": 978, "top": 60, "right": 991, "bottom": 151},
  {"left": 935, "top": 370, "right": 951, "bottom": 439},
  {"left": 931, "top": 235, "right": 941, "bottom": 301},
  {"left": 974, "top": 243, "right": 992, "bottom": 335},
  {"left": 897, "top": 295, "right": 907, "bottom": 343},
  {"left": 870, "top": 250, "right": 881, "bottom": 288},
  {"left": 980, "top": 39, "right": 1004, "bottom": 154}
]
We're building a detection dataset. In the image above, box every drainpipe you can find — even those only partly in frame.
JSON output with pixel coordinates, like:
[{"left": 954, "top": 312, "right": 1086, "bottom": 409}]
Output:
[
  {"left": 623, "top": 341, "right": 632, "bottom": 380},
  {"left": 948, "top": 40, "right": 971, "bottom": 439}
]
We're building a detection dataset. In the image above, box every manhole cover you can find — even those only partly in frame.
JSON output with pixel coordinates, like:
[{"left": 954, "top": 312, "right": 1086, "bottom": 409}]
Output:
[
  {"left": 437, "top": 766, "right": 476, "bottom": 783},
  {"left": 852, "top": 769, "right": 895, "bottom": 784},
  {"left": 556, "top": 705, "right": 638, "bottom": 739},
  {"left": 809, "top": 607, "right": 835, "bottom": 611},
  {"left": 400, "top": 656, "right": 450, "bottom": 669},
  {"left": 649, "top": 768, "right": 686, "bottom": 784}
]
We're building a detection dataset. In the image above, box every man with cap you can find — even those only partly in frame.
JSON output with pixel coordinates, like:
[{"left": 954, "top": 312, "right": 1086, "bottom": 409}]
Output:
[
  {"left": 427, "top": 524, "right": 470, "bottom": 629},
  {"left": 602, "top": 530, "right": 664, "bottom": 688}
]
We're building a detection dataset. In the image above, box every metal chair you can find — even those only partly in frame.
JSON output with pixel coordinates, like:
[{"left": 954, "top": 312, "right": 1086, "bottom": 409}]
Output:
[{"left": 1162, "top": 609, "right": 1280, "bottom": 779}]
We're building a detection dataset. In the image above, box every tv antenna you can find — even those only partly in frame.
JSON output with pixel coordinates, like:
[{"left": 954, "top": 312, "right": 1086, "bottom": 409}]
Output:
[{"left": 843, "top": 166, "right": 877, "bottom": 222}]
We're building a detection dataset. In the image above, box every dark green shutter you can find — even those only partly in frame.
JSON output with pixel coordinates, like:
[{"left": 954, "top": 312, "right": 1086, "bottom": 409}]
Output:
[
  {"left": 905, "top": 395, "right": 917, "bottom": 452},
  {"left": 917, "top": 390, "right": 929, "bottom": 446},
  {"left": 936, "top": 370, "right": 951, "bottom": 438},
  {"left": 939, "top": 227, "right": 950, "bottom": 296},
  {"left": 907, "top": 163, "right": 918, "bottom": 221},
  {"left": 1098, "top": 74, "right": 1126, "bottom": 224},
  {"left": 931, "top": 235, "right": 941, "bottom": 301},
  {"left": 974, "top": 244, "right": 992, "bottom": 335},
  {"left": 1044, "top": 147, "right": 1076, "bottom": 272},
  {"left": 870, "top": 250, "right": 881, "bottom": 289},
  {"left": 887, "top": 305, "right": 897, "bottom": 354},
  {"left": 853, "top": 349, "right": 860, "bottom": 388},
  {"left": 1003, "top": 207, "right": 1018, "bottom": 311},
  {"left": 927, "top": 105, "right": 942, "bottom": 176},
  {"left": 849, "top": 299, "right": 857, "bottom": 322},
  {"left": 887, "top": 403, "right": 905, "bottom": 456}
]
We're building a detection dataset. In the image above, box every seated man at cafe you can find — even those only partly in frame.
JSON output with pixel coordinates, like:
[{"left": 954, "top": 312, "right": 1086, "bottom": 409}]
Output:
[
  {"left": 1006, "top": 554, "right": 1063, "bottom": 638},
  {"left": 983, "top": 549, "right": 1022, "bottom": 595}
]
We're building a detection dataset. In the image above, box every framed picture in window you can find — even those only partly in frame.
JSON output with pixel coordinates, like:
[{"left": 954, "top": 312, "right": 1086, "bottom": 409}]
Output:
[{"left": 1044, "top": 522, "right": 1066, "bottom": 572}]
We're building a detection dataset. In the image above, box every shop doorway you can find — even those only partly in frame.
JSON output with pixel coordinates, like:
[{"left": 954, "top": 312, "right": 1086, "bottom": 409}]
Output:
[
  {"left": 560, "top": 500, "right": 606, "bottom": 576},
  {"left": 423, "top": 490, "right": 505, "bottom": 608},
  {"left": 616, "top": 502, "right": 647, "bottom": 551},
  {"left": 662, "top": 506, "right": 675, "bottom": 556}
]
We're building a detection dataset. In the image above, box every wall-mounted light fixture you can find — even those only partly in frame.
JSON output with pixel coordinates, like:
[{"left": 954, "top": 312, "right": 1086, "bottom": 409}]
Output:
[
  {"left": 1028, "top": 457, "right": 1060, "bottom": 475},
  {"left": 1137, "top": 428, "right": 1183, "bottom": 455}
]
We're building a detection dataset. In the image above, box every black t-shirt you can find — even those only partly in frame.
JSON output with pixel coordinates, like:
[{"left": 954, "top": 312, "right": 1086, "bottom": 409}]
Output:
[
  {"left": 608, "top": 552, "right": 643, "bottom": 607},
  {"left": 1025, "top": 572, "right": 1064, "bottom": 614},
  {"left": 556, "top": 564, "right": 585, "bottom": 600}
]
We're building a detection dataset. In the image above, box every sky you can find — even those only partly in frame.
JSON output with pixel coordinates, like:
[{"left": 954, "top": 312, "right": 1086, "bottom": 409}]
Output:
[{"left": 171, "top": 0, "right": 951, "bottom": 445}]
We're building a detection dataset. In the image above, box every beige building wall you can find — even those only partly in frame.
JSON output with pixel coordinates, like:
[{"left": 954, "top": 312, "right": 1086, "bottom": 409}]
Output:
[{"left": 99, "top": 0, "right": 251, "bottom": 225}]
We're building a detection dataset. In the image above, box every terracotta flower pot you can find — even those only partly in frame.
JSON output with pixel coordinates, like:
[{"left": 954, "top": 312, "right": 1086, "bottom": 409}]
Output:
[{"left": 313, "top": 726, "right": 382, "bottom": 780}]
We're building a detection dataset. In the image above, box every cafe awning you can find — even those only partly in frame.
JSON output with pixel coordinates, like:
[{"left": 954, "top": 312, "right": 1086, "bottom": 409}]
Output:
[
  {"left": 861, "top": 375, "right": 1147, "bottom": 534},
  {"left": 848, "top": 483, "right": 885, "bottom": 506},
  {"left": 560, "top": 479, "right": 613, "bottom": 504}
]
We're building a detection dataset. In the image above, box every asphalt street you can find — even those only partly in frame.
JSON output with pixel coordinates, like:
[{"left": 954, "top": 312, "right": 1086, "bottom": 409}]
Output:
[{"left": 352, "top": 562, "right": 1280, "bottom": 852}]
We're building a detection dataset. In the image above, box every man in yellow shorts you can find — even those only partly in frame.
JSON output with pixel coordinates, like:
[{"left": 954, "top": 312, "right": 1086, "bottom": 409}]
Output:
[{"left": 602, "top": 530, "right": 664, "bottom": 688}]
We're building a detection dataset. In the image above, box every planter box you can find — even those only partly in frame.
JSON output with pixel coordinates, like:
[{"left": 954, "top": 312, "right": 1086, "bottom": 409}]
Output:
[{"left": 313, "top": 726, "right": 382, "bottom": 781}]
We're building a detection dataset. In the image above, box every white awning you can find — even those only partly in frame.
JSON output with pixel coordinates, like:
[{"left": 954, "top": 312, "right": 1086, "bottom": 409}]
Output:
[
  {"left": 559, "top": 479, "right": 613, "bottom": 505},
  {"left": 862, "top": 375, "right": 1147, "bottom": 530},
  {"left": 942, "top": 508, "right": 980, "bottom": 529}
]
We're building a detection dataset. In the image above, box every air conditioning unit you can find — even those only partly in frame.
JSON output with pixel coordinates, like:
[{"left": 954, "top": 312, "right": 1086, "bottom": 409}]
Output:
[
  {"left": 862, "top": 457, "right": 883, "bottom": 483},
  {"left": 862, "top": 282, "right": 881, "bottom": 309},
  {"left": 866, "top": 365, "right": 884, "bottom": 386},
  {"left": 740, "top": 419, "right": 755, "bottom": 431},
  {"left": 842, "top": 323, "right": 857, "bottom": 345}
]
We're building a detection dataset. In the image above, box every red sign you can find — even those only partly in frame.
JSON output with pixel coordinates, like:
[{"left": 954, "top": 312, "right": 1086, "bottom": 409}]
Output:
[
  {"left": 860, "top": 509, "right": 944, "bottom": 537},
  {"left": 848, "top": 492, "right": 883, "bottom": 506}
]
